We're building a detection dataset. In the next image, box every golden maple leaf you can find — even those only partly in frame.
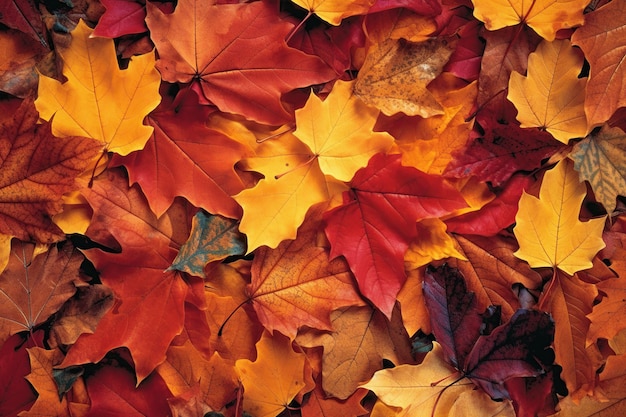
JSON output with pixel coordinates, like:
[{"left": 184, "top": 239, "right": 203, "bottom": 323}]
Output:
[
  {"left": 508, "top": 39, "right": 588, "bottom": 144},
  {"left": 35, "top": 20, "right": 161, "bottom": 156},
  {"left": 471, "top": 0, "right": 588, "bottom": 41},
  {"left": 513, "top": 159, "right": 606, "bottom": 275}
]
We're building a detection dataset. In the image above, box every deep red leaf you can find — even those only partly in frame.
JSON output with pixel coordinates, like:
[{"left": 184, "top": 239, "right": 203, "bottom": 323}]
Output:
[
  {"left": 444, "top": 116, "right": 564, "bottom": 186},
  {"left": 0, "top": 0, "right": 47, "bottom": 47},
  {"left": 368, "top": 0, "right": 442, "bottom": 15},
  {"left": 464, "top": 309, "right": 555, "bottom": 400},
  {"left": 324, "top": 153, "right": 467, "bottom": 317},
  {"left": 93, "top": 0, "right": 149, "bottom": 38},
  {"left": 423, "top": 264, "right": 486, "bottom": 368},
  {"left": 445, "top": 174, "right": 533, "bottom": 236},
  {"left": 86, "top": 365, "right": 172, "bottom": 416},
  {"left": 0, "top": 333, "right": 40, "bottom": 416}
]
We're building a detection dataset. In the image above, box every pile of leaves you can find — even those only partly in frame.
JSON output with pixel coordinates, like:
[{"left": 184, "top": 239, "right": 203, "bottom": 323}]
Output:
[{"left": 2, "top": 0, "right": 626, "bottom": 415}]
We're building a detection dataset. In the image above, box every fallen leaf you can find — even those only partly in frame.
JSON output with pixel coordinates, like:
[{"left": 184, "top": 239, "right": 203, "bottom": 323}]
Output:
[
  {"left": 0, "top": 0, "right": 48, "bottom": 47},
  {"left": 404, "top": 218, "right": 466, "bottom": 270},
  {"left": 508, "top": 39, "right": 588, "bottom": 143},
  {"left": 235, "top": 79, "right": 391, "bottom": 252},
  {"left": 471, "top": 0, "right": 588, "bottom": 41},
  {"left": 297, "top": 305, "right": 414, "bottom": 400},
  {"left": 538, "top": 270, "right": 603, "bottom": 397},
  {"left": 291, "top": 0, "right": 376, "bottom": 25},
  {"left": 35, "top": 20, "right": 161, "bottom": 155},
  {"left": 146, "top": 0, "right": 336, "bottom": 125},
  {"left": 60, "top": 169, "right": 192, "bottom": 383},
  {"left": 293, "top": 80, "right": 394, "bottom": 183},
  {"left": 169, "top": 211, "right": 246, "bottom": 278},
  {"left": 514, "top": 159, "right": 607, "bottom": 275},
  {"left": 236, "top": 331, "right": 307, "bottom": 417},
  {"left": 0, "top": 333, "right": 38, "bottom": 416},
  {"left": 571, "top": 0, "right": 626, "bottom": 127},
  {"left": 354, "top": 37, "right": 455, "bottom": 117},
  {"left": 49, "top": 285, "right": 115, "bottom": 349},
  {"left": 0, "top": 98, "right": 101, "bottom": 245},
  {"left": 324, "top": 153, "right": 467, "bottom": 317},
  {"left": 361, "top": 342, "right": 473, "bottom": 417},
  {"left": 85, "top": 365, "right": 172, "bottom": 417},
  {"left": 444, "top": 115, "right": 564, "bottom": 187},
  {"left": 570, "top": 125, "right": 626, "bottom": 212},
  {"left": 157, "top": 341, "right": 238, "bottom": 412},
  {"left": 93, "top": 0, "right": 148, "bottom": 38},
  {"left": 587, "top": 274, "right": 626, "bottom": 346},
  {"left": 0, "top": 27, "right": 47, "bottom": 97},
  {"left": 117, "top": 89, "right": 251, "bottom": 218},
  {"left": 301, "top": 384, "right": 368, "bottom": 417},
  {"left": 247, "top": 204, "right": 364, "bottom": 339},
  {"left": 22, "top": 347, "right": 69, "bottom": 417},
  {"left": 0, "top": 240, "right": 84, "bottom": 346}
]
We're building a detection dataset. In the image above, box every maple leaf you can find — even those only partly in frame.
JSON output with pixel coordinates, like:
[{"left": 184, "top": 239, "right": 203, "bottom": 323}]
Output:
[
  {"left": 0, "top": 28, "right": 47, "bottom": 98},
  {"left": 0, "top": 240, "right": 84, "bottom": 346},
  {"left": 235, "top": 331, "right": 307, "bottom": 417},
  {"left": 404, "top": 218, "right": 466, "bottom": 270},
  {"left": 571, "top": 0, "right": 626, "bottom": 127},
  {"left": 0, "top": 99, "right": 100, "bottom": 245},
  {"left": 246, "top": 204, "right": 364, "bottom": 339},
  {"left": 35, "top": 20, "right": 161, "bottom": 156},
  {"left": 117, "top": 89, "right": 252, "bottom": 219},
  {"left": 324, "top": 153, "right": 467, "bottom": 317},
  {"left": 354, "top": 37, "right": 455, "bottom": 117},
  {"left": 22, "top": 347, "right": 69, "bottom": 417},
  {"left": 364, "top": 7, "right": 437, "bottom": 44},
  {"left": 301, "top": 383, "right": 368, "bottom": 417},
  {"left": 514, "top": 159, "right": 607, "bottom": 275},
  {"left": 444, "top": 115, "right": 564, "bottom": 186},
  {"left": 508, "top": 39, "right": 588, "bottom": 143},
  {"left": 361, "top": 342, "right": 475, "bottom": 416},
  {"left": 60, "top": 169, "right": 193, "bottom": 383},
  {"left": 146, "top": 0, "right": 337, "bottom": 125},
  {"left": 296, "top": 305, "right": 414, "bottom": 399},
  {"left": 570, "top": 125, "right": 626, "bottom": 212},
  {"left": 291, "top": 0, "right": 376, "bottom": 25},
  {"left": 587, "top": 274, "right": 626, "bottom": 347},
  {"left": 235, "top": 80, "right": 392, "bottom": 252},
  {"left": 157, "top": 341, "right": 238, "bottom": 412},
  {"left": 168, "top": 211, "right": 246, "bottom": 278},
  {"left": 538, "top": 270, "right": 603, "bottom": 397},
  {"left": 471, "top": 0, "right": 588, "bottom": 41},
  {"left": 85, "top": 365, "right": 172, "bottom": 416}
]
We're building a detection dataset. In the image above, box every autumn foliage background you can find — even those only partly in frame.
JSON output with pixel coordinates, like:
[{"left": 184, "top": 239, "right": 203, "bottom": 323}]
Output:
[{"left": 1, "top": 0, "right": 626, "bottom": 415}]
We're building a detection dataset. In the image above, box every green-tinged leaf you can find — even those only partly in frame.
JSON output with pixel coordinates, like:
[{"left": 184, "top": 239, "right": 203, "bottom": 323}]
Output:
[{"left": 168, "top": 211, "right": 246, "bottom": 277}]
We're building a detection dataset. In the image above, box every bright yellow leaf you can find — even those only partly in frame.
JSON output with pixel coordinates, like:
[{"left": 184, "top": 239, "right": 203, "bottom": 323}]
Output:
[
  {"left": 294, "top": 80, "right": 394, "bottom": 182},
  {"left": 235, "top": 331, "right": 307, "bottom": 417},
  {"left": 35, "top": 20, "right": 161, "bottom": 156},
  {"left": 508, "top": 39, "right": 588, "bottom": 144},
  {"left": 513, "top": 159, "right": 606, "bottom": 275},
  {"left": 291, "top": 0, "right": 375, "bottom": 25},
  {"left": 471, "top": 0, "right": 588, "bottom": 41}
]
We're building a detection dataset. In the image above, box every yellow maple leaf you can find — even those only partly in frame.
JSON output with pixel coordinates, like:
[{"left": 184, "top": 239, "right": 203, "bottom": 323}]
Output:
[
  {"left": 404, "top": 218, "right": 467, "bottom": 270},
  {"left": 471, "top": 0, "right": 588, "bottom": 41},
  {"left": 234, "top": 80, "right": 393, "bottom": 251},
  {"left": 35, "top": 20, "right": 161, "bottom": 156},
  {"left": 235, "top": 331, "right": 307, "bottom": 417},
  {"left": 513, "top": 159, "right": 606, "bottom": 275},
  {"left": 508, "top": 39, "right": 588, "bottom": 144},
  {"left": 291, "top": 0, "right": 375, "bottom": 26}
]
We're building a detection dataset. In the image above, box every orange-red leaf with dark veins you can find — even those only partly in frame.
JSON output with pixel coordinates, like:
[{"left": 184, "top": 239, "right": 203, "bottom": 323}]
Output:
[
  {"left": 0, "top": 99, "right": 101, "bottom": 243},
  {"left": 146, "top": 0, "right": 337, "bottom": 125},
  {"left": 115, "top": 90, "right": 250, "bottom": 218},
  {"left": 324, "top": 153, "right": 467, "bottom": 317},
  {"left": 247, "top": 205, "right": 364, "bottom": 339},
  {"left": 60, "top": 168, "right": 195, "bottom": 383}
]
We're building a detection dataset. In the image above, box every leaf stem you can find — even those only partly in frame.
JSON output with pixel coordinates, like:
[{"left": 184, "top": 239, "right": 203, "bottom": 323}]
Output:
[
  {"left": 285, "top": 11, "right": 313, "bottom": 44},
  {"left": 274, "top": 154, "right": 317, "bottom": 180},
  {"left": 217, "top": 298, "right": 250, "bottom": 336},
  {"left": 537, "top": 268, "right": 558, "bottom": 311}
]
